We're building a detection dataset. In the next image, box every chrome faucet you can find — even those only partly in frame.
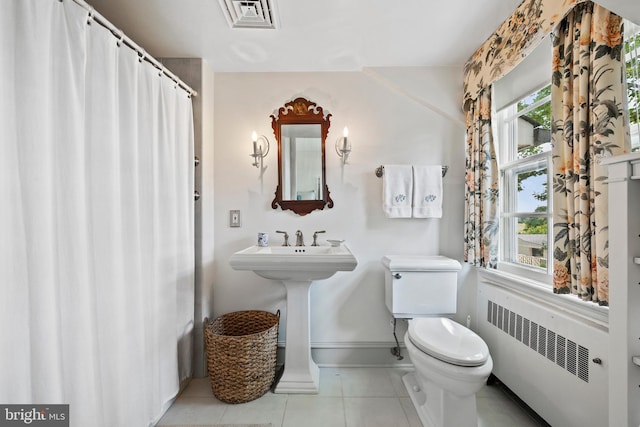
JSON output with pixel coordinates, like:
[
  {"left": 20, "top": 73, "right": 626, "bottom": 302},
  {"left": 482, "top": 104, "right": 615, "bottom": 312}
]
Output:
[
  {"left": 276, "top": 230, "right": 290, "bottom": 246},
  {"left": 311, "top": 230, "right": 326, "bottom": 246},
  {"left": 295, "top": 230, "right": 305, "bottom": 246}
]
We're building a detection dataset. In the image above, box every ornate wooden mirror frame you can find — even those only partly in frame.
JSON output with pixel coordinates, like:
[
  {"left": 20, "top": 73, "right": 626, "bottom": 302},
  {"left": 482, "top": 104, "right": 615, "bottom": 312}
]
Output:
[{"left": 271, "top": 97, "right": 334, "bottom": 216}]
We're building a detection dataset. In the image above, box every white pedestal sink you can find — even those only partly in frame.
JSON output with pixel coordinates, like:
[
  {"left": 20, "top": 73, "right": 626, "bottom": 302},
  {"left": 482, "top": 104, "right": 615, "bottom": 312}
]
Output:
[{"left": 229, "top": 244, "right": 357, "bottom": 393}]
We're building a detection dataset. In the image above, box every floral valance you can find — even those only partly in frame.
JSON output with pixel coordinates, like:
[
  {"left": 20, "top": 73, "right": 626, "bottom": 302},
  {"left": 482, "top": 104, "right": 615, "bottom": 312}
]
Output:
[{"left": 463, "top": 0, "right": 588, "bottom": 112}]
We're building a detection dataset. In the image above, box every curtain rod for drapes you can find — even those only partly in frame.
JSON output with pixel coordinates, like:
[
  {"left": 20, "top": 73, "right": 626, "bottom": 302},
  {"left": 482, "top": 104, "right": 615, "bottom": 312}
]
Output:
[{"left": 70, "top": 0, "right": 198, "bottom": 97}]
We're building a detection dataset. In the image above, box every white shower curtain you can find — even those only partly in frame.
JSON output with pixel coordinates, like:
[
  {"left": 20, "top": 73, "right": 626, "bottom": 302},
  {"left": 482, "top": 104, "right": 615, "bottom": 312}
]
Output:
[{"left": 0, "top": 1, "right": 195, "bottom": 426}]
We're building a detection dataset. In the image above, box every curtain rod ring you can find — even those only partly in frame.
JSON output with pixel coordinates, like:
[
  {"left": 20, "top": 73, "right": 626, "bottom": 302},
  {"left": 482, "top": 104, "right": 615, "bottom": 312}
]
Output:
[
  {"left": 116, "top": 30, "right": 124, "bottom": 47},
  {"left": 138, "top": 49, "right": 146, "bottom": 63},
  {"left": 86, "top": 7, "right": 94, "bottom": 25}
]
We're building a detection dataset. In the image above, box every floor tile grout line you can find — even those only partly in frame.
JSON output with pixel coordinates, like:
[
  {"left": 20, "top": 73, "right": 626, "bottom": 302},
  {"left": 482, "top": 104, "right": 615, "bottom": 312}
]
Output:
[
  {"left": 218, "top": 400, "right": 229, "bottom": 424},
  {"left": 397, "top": 396, "right": 414, "bottom": 427},
  {"left": 158, "top": 367, "right": 545, "bottom": 427},
  {"left": 278, "top": 394, "right": 288, "bottom": 427}
]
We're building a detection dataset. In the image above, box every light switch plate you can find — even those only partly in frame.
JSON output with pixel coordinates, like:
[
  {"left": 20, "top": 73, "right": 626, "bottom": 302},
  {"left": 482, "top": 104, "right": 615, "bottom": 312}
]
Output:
[{"left": 230, "top": 210, "right": 241, "bottom": 227}]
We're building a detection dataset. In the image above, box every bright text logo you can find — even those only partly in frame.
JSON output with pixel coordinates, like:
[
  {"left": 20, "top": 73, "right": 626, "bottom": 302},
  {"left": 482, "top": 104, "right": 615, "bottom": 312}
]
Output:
[{"left": 0, "top": 405, "right": 68, "bottom": 427}]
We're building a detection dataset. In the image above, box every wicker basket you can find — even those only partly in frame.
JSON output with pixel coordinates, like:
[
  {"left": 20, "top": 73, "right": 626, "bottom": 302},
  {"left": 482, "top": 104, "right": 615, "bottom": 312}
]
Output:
[{"left": 204, "top": 310, "right": 280, "bottom": 404}]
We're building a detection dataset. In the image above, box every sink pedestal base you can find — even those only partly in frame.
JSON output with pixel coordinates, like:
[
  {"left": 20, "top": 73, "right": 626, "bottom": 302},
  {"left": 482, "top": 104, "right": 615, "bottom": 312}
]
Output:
[
  {"left": 229, "top": 244, "right": 357, "bottom": 394},
  {"left": 274, "top": 280, "right": 320, "bottom": 394}
]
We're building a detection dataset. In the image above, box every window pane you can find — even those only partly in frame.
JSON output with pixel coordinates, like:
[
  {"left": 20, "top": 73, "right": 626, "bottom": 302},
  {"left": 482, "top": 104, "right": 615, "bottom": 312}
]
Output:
[
  {"left": 515, "top": 166, "right": 547, "bottom": 213},
  {"left": 517, "top": 85, "right": 551, "bottom": 112},
  {"left": 516, "top": 86, "right": 551, "bottom": 158},
  {"left": 517, "top": 110, "right": 551, "bottom": 159},
  {"left": 625, "top": 20, "right": 640, "bottom": 151},
  {"left": 517, "top": 217, "right": 548, "bottom": 270}
]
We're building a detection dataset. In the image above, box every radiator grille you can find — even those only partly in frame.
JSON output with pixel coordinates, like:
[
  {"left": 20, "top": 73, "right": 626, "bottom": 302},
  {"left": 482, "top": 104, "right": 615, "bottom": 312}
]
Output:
[
  {"left": 557, "top": 335, "right": 566, "bottom": 369},
  {"left": 530, "top": 322, "right": 538, "bottom": 352},
  {"left": 547, "top": 330, "right": 556, "bottom": 363},
  {"left": 487, "top": 300, "right": 590, "bottom": 383}
]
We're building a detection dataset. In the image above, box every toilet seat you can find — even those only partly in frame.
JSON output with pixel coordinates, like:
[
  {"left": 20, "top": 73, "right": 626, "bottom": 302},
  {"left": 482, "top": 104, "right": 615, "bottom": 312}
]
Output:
[{"left": 408, "top": 318, "right": 489, "bottom": 367}]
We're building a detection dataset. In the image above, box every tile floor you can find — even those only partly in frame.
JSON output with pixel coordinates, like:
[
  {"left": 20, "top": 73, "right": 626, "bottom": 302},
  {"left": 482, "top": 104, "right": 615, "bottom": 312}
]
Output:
[{"left": 155, "top": 367, "right": 549, "bottom": 427}]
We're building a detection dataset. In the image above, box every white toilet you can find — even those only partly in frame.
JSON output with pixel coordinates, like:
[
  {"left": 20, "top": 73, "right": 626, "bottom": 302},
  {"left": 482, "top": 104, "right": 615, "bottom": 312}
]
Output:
[{"left": 382, "top": 255, "right": 493, "bottom": 427}]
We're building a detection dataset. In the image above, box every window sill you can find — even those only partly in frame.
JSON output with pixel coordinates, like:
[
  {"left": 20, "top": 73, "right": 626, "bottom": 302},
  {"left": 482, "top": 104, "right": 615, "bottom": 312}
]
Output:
[
  {"left": 497, "top": 261, "right": 551, "bottom": 284},
  {"left": 477, "top": 268, "right": 609, "bottom": 331}
]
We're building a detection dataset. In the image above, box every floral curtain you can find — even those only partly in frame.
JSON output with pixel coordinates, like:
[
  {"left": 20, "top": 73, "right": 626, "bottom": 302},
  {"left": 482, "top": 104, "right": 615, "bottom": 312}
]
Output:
[
  {"left": 464, "top": 88, "right": 499, "bottom": 268},
  {"left": 463, "top": 0, "right": 588, "bottom": 112},
  {"left": 462, "top": 0, "right": 587, "bottom": 269},
  {"left": 551, "top": 2, "right": 629, "bottom": 305}
]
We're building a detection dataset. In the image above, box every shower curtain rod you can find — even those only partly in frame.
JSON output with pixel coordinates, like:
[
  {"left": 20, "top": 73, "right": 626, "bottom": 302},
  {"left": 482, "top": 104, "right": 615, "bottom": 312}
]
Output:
[{"left": 70, "top": 0, "right": 198, "bottom": 97}]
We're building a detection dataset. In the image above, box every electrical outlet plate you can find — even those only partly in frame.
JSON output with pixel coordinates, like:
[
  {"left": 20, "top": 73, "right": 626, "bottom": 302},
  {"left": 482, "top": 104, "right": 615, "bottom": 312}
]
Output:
[{"left": 230, "top": 210, "right": 241, "bottom": 227}]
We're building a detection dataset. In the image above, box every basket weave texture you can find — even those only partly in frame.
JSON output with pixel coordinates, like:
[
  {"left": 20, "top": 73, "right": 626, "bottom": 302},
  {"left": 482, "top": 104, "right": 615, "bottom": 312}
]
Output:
[{"left": 204, "top": 310, "right": 279, "bottom": 404}]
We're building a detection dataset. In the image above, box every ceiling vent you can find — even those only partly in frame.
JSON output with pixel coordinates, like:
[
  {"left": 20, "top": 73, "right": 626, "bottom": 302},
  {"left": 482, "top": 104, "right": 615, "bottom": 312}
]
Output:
[{"left": 218, "top": 0, "right": 278, "bottom": 29}]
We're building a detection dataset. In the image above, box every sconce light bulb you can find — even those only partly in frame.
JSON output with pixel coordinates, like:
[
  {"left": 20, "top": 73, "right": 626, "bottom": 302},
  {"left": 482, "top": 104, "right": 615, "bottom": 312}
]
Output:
[
  {"left": 251, "top": 131, "right": 258, "bottom": 142},
  {"left": 341, "top": 126, "right": 349, "bottom": 153}
]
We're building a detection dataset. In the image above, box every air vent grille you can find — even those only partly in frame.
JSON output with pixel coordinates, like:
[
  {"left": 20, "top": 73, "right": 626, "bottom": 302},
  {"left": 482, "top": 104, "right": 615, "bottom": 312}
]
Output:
[
  {"left": 218, "top": 0, "right": 278, "bottom": 29},
  {"left": 487, "top": 300, "right": 590, "bottom": 383}
]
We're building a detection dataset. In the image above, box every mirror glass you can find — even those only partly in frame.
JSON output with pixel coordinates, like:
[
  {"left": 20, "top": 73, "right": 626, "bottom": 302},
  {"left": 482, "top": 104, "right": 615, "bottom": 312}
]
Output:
[
  {"left": 271, "top": 97, "right": 333, "bottom": 215},
  {"left": 280, "top": 124, "right": 322, "bottom": 201}
]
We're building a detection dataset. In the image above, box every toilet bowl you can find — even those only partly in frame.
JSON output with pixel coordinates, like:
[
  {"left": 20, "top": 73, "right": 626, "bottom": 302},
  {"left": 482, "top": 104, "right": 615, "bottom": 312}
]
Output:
[
  {"left": 381, "top": 255, "right": 493, "bottom": 427},
  {"left": 403, "top": 317, "right": 493, "bottom": 427}
]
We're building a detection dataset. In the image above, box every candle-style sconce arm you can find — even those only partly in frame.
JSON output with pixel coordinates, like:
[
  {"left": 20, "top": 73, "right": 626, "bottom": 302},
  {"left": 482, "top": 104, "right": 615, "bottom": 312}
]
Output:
[
  {"left": 335, "top": 127, "right": 351, "bottom": 165},
  {"left": 250, "top": 132, "right": 270, "bottom": 169}
]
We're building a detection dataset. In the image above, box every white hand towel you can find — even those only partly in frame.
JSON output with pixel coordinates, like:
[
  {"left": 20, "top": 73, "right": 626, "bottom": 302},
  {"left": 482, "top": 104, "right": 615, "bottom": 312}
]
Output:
[
  {"left": 412, "top": 165, "right": 443, "bottom": 218},
  {"left": 383, "top": 165, "right": 413, "bottom": 218}
]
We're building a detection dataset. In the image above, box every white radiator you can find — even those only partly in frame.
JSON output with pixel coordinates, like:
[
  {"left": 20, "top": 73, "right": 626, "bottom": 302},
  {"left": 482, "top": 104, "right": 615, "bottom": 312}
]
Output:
[{"left": 477, "top": 280, "right": 608, "bottom": 427}]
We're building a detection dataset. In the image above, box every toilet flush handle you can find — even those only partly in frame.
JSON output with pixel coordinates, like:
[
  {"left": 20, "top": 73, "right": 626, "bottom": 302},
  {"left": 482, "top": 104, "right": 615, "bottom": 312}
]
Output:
[{"left": 393, "top": 273, "right": 402, "bottom": 279}]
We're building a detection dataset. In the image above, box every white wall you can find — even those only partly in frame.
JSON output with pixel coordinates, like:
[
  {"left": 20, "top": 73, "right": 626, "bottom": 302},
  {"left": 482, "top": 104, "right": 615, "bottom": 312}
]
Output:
[
  {"left": 598, "top": 0, "right": 640, "bottom": 26},
  {"left": 212, "top": 69, "right": 473, "bottom": 361}
]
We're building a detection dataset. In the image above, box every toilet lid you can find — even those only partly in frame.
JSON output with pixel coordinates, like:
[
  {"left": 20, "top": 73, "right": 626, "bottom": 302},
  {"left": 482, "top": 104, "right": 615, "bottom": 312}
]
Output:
[{"left": 408, "top": 318, "right": 489, "bottom": 367}]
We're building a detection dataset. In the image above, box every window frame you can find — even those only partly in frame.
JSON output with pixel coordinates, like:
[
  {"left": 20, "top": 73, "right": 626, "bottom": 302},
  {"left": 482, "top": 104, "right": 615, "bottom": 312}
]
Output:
[
  {"left": 625, "top": 19, "right": 640, "bottom": 151},
  {"left": 494, "top": 85, "right": 553, "bottom": 284}
]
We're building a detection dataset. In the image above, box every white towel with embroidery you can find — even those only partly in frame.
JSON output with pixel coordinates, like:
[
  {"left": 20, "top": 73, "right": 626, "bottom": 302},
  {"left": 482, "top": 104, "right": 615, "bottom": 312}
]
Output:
[
  {"left": 412, "top": 165, "right": 443, "bottom": 218},
  {"left": 383, "top": 165, "right": 412, "bottom": 218}
]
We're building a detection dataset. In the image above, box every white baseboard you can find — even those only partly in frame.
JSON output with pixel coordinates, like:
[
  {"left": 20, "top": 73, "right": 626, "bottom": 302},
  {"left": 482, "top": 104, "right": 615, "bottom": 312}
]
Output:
[
  {"left": 276, "top": 341, "right": 413, "bottom": 368},
  {"left": 196, "top": 339, "right": 412, "bottom": 378},
  {"left": 193, "top": 326, "right": 206, "bottom": 378}
]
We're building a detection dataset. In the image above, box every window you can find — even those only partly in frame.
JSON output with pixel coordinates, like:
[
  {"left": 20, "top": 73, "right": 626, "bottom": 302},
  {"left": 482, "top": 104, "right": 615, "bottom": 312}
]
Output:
[
  {"left": 625, "top": 19, "right": 640, "bottom": 151},
  {"left": 490, "top": 20, "right": 640, "bottom": 282},
  {"left": 495, "top": 85, "right": 553, "bottom": 280}
]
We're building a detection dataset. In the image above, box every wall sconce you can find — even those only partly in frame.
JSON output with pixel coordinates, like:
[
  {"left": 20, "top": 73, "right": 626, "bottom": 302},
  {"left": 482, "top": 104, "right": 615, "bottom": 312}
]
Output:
[
  {"left": 335, "top": 126, "right": 351, "bottom": 165},
  {"left": 250, "top": 131, "right": 270, "bottom": 168}
]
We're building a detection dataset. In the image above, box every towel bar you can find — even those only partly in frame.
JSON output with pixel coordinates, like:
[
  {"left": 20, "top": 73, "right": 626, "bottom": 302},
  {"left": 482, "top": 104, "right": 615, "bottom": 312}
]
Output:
[{"left": 375, "top": 165, "right": 448, "bottom": 178}]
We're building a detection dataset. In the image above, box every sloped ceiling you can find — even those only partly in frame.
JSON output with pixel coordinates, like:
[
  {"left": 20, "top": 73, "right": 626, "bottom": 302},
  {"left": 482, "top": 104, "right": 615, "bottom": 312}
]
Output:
[{"left": 86, "top": 0, "right": 523, "bottom": 72}]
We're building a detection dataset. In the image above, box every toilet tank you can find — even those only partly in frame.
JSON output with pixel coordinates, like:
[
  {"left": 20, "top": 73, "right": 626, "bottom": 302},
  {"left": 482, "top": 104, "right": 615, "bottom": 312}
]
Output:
[{"left": 382, "top": 255, "right": 462, "bottom": 318}]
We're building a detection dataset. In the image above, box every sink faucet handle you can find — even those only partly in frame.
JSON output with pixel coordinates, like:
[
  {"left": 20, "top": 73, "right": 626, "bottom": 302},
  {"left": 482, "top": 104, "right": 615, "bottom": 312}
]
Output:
[
  {"left": 311, "top": 230, "right": 326, "bottom": 246},
  {"left": 276, "top": 230, "right": 290, "bottom": 246}
]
